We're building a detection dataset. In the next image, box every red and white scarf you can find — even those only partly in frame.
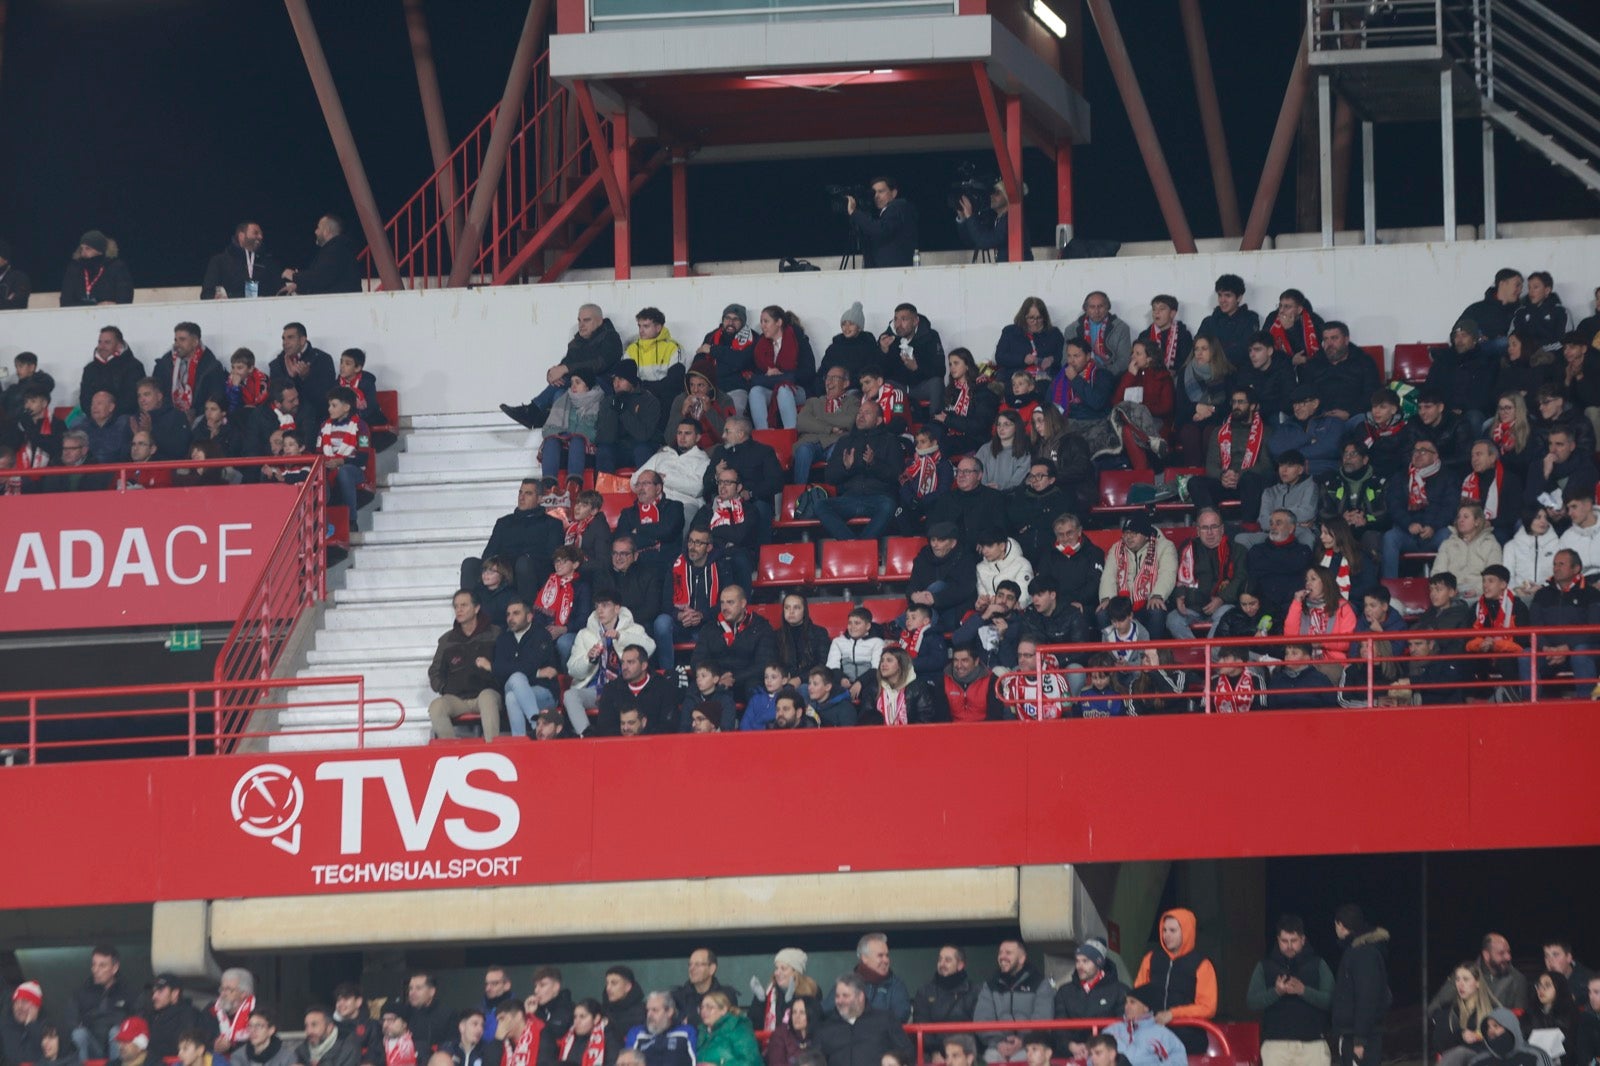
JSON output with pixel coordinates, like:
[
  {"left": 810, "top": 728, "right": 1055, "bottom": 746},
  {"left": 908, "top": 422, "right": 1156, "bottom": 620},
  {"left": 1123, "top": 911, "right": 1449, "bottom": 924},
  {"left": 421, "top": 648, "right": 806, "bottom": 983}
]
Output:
[
  {"left": 1148, "top": 323, "right": 1180, "bottom": 369},
  {"left": 1216, "top": 413, "right": 1264, "bottom": 471},
  {"left": 950, "top": 379, "right": 972, "bottom": 416},
  {"left": 170, "top": 349, "right": 205, "bottom": 414},
  {"left": 671, "top": 554, "right": 720, "bottom": 611},
  {"left": 720, "top": 613, "right": 749, "bottom": 647},
  {"left": 823, "top": 392, "right": 846, "bottom": 414},
  {"left": 1491, "top": 417, "right": 1516, "bottom": 455},
  {"left": 559, "top": 1022, "right": 607, "bottom": 1066},
  {"left": 902, "top": 447, "right": 942, "bottom": 497},
  {"left": 565, "top": 513, "right": 594, "bottom": 546},
  {"left": 1076, "top": 314, "right": 1111, "bottom": 360},
  {"left": 1270, "top": 310, "right": 1320, "bottom": 358},
  {"left": 537, "top": 574, "right": 576, "bottom": 625},
  {"left": 870, "top": 383, "right": 905, "bottom": 423},
  {"left": 215, "top": 994, "right": 255, "bottom": 1049},
  {"left": 337, "top": 372, "right": 368, "bottom": 410},
  {"left": 504, "top": 1020, "right": 540, "bottom": 1066},
  {"left": 1475, "top": 590, "right": 1517, "bottom": 630},
  {"left": 1319, "top": 550, "right": 1352, "bottom": 598},
  {"left": 1407, "top": 460, "right": 1439, "bottom": 510},
  {"left": 1461, "top": 463, "right": 1504, "bottom": 521},
  {"left": 709, "top": 496, "right": 745, "bottom": 528},
  {"left": 1055, "top": 539, "right": 1082, "bottom": 558},
  {"left": 877, "top": 679, "right": 910, "bottom": 726},
  {"left": 636, "top": 501, "right": 659, "bottom": 525},
  {"left": 1212, "top": 672, "right": 1256, "bottom": 714},
  {"left": 1301, "top": 597, "right": 1331, "bottom": 635},
  {"left": 1176, "top": 538, "right": 1233, "bottom": 598},
  {"left": 1114, "top": 538, "right": 1163, "bottom": 610},
  {"left": 1360, "top": 415, "right": 1405, "bottom": 448},
  {"left": 385, "top": 1033, "right": 416, "bottom": 1066},
  {"left": 901, "top": 625, "right": 926, "bottom": 656}
]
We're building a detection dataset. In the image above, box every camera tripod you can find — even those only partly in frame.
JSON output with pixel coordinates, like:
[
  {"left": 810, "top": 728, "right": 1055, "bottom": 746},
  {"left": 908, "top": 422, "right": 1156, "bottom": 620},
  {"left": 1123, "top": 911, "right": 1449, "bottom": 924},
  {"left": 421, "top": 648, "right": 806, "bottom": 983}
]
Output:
[{"left": 838, "top": 224, "right": 862, "bottom": 270}]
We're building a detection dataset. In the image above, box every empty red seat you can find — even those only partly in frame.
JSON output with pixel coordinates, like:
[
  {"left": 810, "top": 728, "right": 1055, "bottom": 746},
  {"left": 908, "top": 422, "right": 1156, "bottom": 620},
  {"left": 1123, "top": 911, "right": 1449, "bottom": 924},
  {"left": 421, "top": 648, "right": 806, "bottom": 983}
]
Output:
[
  {"left": 748, "top": 602, "right": 784, "bottom": 627},
  {"left": 1359, "top": 344, "right": 1386, "bottom": 378},
  {"left": 358, "top": 446, "right": 379, "bottom": 493},
  {"left": 861, "top": 596, "right": 908, "bottom": 624},
  {"left": 753, "top": 542, "right": 815, "bottom": 592},
  {"left": 814, "top": 540, "right": 878, "bottom": 588},
  {"left": 600, "top": 491, "right": 632, "bottom": 529},
  {"left": 1391, "top": 343, "right": 1437, "bottom": 385},
  {"left": 809, "top": 600, "right": 855, "bottom": 636},
  {"left": 1086, "top": 528, "right": 1123, "bottom": 553},
  {"left": 1163, "top": 525, "right": 1198, "bottom": 554},
  {"left": 1382, "top": 576, "right": 1430, "bottom": 616},
  {"left": 1093, "top": 470, "right": 1155, "bottom": 519},
  {"left": 753, "top": 429, "right": 798, "bottom": 472},
  {"left": 882, "top": 537, "right": 926, "bottom": 583},
  {"left": 377, "top": 389, "right": 400, "bottom": 427}
]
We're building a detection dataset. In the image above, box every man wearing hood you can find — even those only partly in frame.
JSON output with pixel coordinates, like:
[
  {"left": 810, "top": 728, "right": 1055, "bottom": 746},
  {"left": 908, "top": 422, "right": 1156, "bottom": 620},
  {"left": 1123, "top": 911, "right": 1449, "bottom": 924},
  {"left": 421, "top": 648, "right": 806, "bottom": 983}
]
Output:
[
  {"left": 1381, "top": 440, "right": 1455, "bottom": 578},
  {"left": 1330, "top": 904, "right": 1392, "bottom": 1066},
  {"left": 1109, "top": 991, "right": 1188, "bottom": 1066},
  {"left": 60, "top": 230, "right": 133, "bottom": 306},
  {"left": 972, "top": 939, "right": 1053, "bottom": 1061},
  {"left": 1246, "top": 915, "right": 1335, "bottom": 1066},
  {"left": 501, "top": 304, "right": 626, "bottom": 428},
  {"left": 879, "top": 303, "right": 946, "bottom": 415},
  {"left": 1053, "top": 938, "right": 1129, "bottom": 1058},
  {"left": 1471, "top": 1010, "right": 1552, "bottom": 1066},
  {"left": 1133, "top": 908, "right": 1218, "bottom": 1055},
  {"left": 913, "top": 946, "right": 980, "bottom": 1027},
  {"left": 280, "top": 214, "right": 361, "bottom": 296},
  {"left": 202, "top": 221, "right": 280, "bottom": 300},
  {"left": 426, "top": 590, "right": 503, "bottom": 741}
]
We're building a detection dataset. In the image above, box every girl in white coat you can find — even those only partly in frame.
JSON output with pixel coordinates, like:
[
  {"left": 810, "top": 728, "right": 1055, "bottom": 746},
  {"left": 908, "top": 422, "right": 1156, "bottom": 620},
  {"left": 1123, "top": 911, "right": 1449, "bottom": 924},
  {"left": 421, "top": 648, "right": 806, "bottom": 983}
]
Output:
[{"left": 1504, "top": 504, "right": 1561, "bottom": 598}]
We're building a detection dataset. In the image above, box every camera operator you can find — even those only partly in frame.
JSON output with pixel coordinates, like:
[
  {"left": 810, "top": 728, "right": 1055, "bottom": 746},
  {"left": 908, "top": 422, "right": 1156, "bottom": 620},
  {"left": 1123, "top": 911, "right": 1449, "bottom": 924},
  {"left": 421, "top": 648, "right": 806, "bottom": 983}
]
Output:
[
  {"left": 957, "top": 181, "right": 1032, "bottom": 262},
  {"left": 847, "top": 176, "right": 919, "bottom": 269}
]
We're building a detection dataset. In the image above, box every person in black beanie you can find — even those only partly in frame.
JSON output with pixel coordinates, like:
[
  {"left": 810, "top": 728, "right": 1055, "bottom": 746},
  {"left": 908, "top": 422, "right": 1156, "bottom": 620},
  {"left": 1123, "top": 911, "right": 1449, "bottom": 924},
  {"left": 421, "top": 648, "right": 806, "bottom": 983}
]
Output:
[{"left": 1330, "top": 905, "right": 1392, "bottom": 1066}]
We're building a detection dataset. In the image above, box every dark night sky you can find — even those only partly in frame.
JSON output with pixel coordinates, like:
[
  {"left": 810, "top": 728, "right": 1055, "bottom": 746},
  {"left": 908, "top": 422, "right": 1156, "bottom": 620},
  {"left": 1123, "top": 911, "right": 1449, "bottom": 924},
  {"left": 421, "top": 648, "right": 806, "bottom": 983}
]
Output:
[{"left": 0, "top": 1, "right": 1596, "bottom": 290}]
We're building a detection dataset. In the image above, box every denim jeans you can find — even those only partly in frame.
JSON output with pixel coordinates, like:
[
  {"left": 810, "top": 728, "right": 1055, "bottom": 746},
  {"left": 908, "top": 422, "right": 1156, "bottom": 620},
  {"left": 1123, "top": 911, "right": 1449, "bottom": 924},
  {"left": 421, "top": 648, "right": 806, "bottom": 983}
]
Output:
[
  {"left": 1167, "top": 603, "right": 1233, "bottom": 640},
  {"left": 1380, "top": 525, "right": 1448, "bottom": 578},
  {"left": 648, "top": 612, "right": 676, "bottom": 671},
  {"left": 540, "top": 435, "right": 591, "bottom": 479},
  {"left": 814, "top": 493, "right": 895, "bottom": 541},
  {"left": 750, "top": 384, "right": 805, "bottom": 429},
  {"left": 791, "top": 440, "right": 834, "bottom": 484},
  {"left": 504, "top": 672, "right": 557, "bottom": 736},
  {"left": 330, "top": 461, "right": 362, "bottom": 531}
]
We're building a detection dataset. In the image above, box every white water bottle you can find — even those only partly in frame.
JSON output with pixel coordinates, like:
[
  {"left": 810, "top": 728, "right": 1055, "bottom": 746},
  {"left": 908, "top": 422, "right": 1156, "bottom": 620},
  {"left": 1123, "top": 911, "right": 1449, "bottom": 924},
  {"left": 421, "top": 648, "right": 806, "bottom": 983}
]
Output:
[{"left": 912, "top": 249, "right": 921, "bottom": 267}]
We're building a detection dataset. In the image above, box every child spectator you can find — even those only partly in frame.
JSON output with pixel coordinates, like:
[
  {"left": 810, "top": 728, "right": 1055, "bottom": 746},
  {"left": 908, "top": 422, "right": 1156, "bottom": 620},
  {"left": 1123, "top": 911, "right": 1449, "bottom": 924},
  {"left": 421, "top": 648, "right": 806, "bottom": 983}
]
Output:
[
  {"left": 268, "top": 430, "right": 313, "bottom": 485},
  {"left": 225, "top": 349, "right": 271, "bottom": 412},
  {"left": 828, "top": 608, "right": 886, "bottom": 700},
  {"left": 1074, "top": 651, "right": 1130, "bottom": 718},
  {"left": 336, "top": 348, "right": 388, "bottom": 431},
  {"left": 896, "top": 602, "right": 946, "bottom": 679},
  {"left": 1214, "top": 588, "right": 1273, "bottom": 638},
  {"left": 318, "top": 385, "right": 369, "bottom": 533},
  {"left": 741, "top": 663, "right": 787, "bottom": 732},
  {"left": 627, "top": 306, "right": 685, "bottom": 406},
  {"left": 1, "top": 351, "right": 54, "bottom": 422},
  {"left": 474, "top": 558, "right": 520, "bottom": 630},
  {"left": 1100, "top": 596, "right": 1149, "bottom": 665},
  {"left": 604, "top": 361, "right": 661, "bottom": 469},
  {"left": 532, "top": 546, "right": 590, "bottom": 660},
  {"left": 858, "top": 367, "right": 907, "bottom": 434},
  {"left": 1209, "top": 645, "right": 1261, "bottom": 713},
  {"left": 899, "top": 427, "right": 952, "bottom": 529},
  {"left": 682, "top": 662, "right": 735, "bottom": 733},
  {"left": 15, "top": 382, "right": 61, "bottom": 467},
  {"left": 192, "top": 396, "right": 243, "bottom": 458},
  {"left": 563, "top": 490, "right": 613, "bottom": 579},
  {"left": 665, "top": 369, "right": 731, "bottom": 451},
  {"left": 1265, "top": 644, "right": 1338, "bottom": 709}
]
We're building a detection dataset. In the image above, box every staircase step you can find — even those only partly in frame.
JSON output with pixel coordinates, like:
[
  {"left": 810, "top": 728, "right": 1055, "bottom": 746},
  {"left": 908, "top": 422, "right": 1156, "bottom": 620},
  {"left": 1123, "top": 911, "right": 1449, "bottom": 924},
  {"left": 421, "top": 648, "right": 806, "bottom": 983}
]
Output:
[
  {"left": 306, "top": 645, "right": 438, "bottom": 668},
  {"left": 344, "top": 543, "right": 478, "bottom": 569},
  {"left": 332, "top": 583, "right": 458, "bottom": 606},
  {"left": 369, "top": 508, "right": 506, "bottom": 534},
  {"left": 380, "top": 486, "right": 522, "bottom": 513},
  {"left": 405, "top": 428, "right": 545, "bottom": 453},
  {"left": 384, "top": 469, "right": 531, "bottom": 488},
  {"left": 267, "top": 723, "right": 435, "bottom": 752},
  {"left": 395, "top": 450, "right": 537, "bottom": 474},
  {"left": 296, "top": 664, "right": 435, "bottom": 688},
  {"left": 352, "top": 526, "right": 502, "bottom": 547},
  {"left": 322, "top": 604, "right": 453, "bottom": 631},
  {"left": 315, "top": 624, "right": 450, "bottom": 652},
  {"left": 408, "top": 411, "right": 523, "bottom": 431}
]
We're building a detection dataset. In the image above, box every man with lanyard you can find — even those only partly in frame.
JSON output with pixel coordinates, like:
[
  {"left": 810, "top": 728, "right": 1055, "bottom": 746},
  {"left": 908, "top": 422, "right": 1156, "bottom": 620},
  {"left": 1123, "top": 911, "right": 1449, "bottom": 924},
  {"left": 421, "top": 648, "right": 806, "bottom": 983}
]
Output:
[{"left": 202, "top": 220, "right": 279, "bottom": 299}]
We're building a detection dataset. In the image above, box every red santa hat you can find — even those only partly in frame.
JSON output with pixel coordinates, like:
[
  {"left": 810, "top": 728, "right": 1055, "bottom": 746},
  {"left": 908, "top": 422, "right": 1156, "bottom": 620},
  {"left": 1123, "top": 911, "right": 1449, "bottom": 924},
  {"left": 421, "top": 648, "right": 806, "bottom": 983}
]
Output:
[{"left": 11, "top": 982, "right": 41, "bottom": 1009}]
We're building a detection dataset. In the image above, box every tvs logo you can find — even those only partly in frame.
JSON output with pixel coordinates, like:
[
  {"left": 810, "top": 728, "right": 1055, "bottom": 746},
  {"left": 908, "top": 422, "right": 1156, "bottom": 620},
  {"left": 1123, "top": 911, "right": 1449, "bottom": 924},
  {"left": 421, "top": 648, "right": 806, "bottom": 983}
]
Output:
[
  {"left": 231, "top": 764, "right": 305, "bottom": 854},
  {"left": 230, "top": 753, "right": 525, "bottom": 888}
]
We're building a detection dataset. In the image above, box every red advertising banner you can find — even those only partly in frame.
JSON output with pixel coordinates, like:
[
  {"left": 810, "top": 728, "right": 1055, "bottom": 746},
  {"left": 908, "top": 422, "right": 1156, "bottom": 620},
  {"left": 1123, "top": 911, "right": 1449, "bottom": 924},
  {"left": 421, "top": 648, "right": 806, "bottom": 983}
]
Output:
[
  {"left": 0, "top": 702, "right": 1596, "bottom": 911},
  {"left": 0, "top": 485, "right": 297, "bottom": 632}
]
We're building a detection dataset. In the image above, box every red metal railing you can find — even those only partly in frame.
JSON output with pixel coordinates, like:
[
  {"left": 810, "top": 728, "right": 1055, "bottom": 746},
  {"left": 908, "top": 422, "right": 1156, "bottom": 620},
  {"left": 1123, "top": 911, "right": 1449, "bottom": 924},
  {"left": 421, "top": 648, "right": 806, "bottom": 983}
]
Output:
[
  {"left": 1021, "top": 623, "right": 1600, "bottom": 714},
  {"left": 4, "top": 454, "right": 315, "bottom": 492},
  {"left": 0, "top": 676, "right": 405, "bottom": 763},
  {"left": 212, "top": 458, "right": 328, "bottom": 751},
  {"left": 360, "top": 49, "right": 609, "bottom": 289}
]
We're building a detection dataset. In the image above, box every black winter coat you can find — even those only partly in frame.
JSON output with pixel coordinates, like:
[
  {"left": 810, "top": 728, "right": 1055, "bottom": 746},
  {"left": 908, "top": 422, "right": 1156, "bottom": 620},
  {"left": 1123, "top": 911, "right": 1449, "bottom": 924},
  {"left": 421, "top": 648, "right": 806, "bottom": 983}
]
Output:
[
  {"left": 816, "top": 1009, "right": 913, "bottom": 1066},
  {"left": 923, "top": 485, "right": 1004, "bottom": 547},
  {"left": 691, "top": 613, "right": 777, "bottom": 694},
  {"left": 152, "top": 347, "right": 228, "bottom": 416},
  {"left": 850, "top": 198, "right": 919, "bottom": 269},
  {"left": 60, "top": 254, "right": 133, "bottom": 305},
  {"left": 1330, "top": 928, "right": 1392, "bottom": 1043},
  {"left": 594, "top": 673, "right": 681, "bottom": 736},
  {"left": 1036, "top": 541, "right": 1106, "bottom": 611},
  {"left": 1198, "top": 304, "right": 1262, "bottom": 364},
  {"left": 908, "top": 545, "right": 979, "bottom": 618},
  {"left": 80, "top": 349, "right": 148, "bottom": 417},
  {"left": 912, "top": 972, "right": 980, "bottom": 1026},
  {"left": 616, "top": 500, "right": 686, "bottom": 560},
  {"left": 819, "top": 331, "right": 890, "bottom": 387},
  {"left": 701, "top": 439, "right": 783, "bottom": 503},
  {"left": 294, "top": 233, "right": 362, "bottom": 295},
  {"left": 268, "top": 346, "right": 339, "bottom": 426},
  {"left": 202, "top": 240, "right": 283, "bottom": 299},
  {"left": 1052, "top": 975, "right": 1130, "bottom": 1051},
  {"left": 826, "top": 425, "right": 904, "bottom": 497},
  {"left": 560, "top": 320, "right": 626, "bottom": 381},
  {"left": 856, "top": 675, "right": 944, "bottom": 725},
  {"left": 1006, "top": 484, "right": 1077, "bottom": 559}
]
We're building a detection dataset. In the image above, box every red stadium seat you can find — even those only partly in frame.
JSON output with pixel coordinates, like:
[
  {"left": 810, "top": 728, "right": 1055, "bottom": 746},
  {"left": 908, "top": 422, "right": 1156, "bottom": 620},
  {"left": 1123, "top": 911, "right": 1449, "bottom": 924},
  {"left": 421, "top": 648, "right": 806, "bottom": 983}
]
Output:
[
  {"left": 600, "top": 492, "right": 631, "bottom": 529},
  {"left": 1359, "top": 345, "right": 1386, "bottom": 378},
  {"left": 882, "top": 537, "right": 926, "bottom": 583},
  {"left": 1086, "top": 529, "right": 1123, "bottom": 552},
  {"left": 1383, "top": 577, "right": 1430, "bottom": 616},
  {"left": 1094, "top": 470, "right": 1155, "bottom": 519},
  {"left": 748, "top": 602, "right": 784, "bottom": 628},
  {"left": 377, "top": 390, "right": 400, "bottom": 426},
  {"left": 752, "top": 429, "right": 797, "bottom": 472},
  {"left": 1163, "top": 525, "right": 1198, "bottom": 554},
  {"left": 1391, "top": 343, "right": 1437, "bottom": 385},
  {"left": 753, "top": 542, "right": 815, "bottom": 592},
  {"left": 54, "top": 405, "right": 74, "bottom": 425},
  {"left": 774, "top": 483, "right": 833, "bottom": 533},
  {"left": 358, "top": 446, "right": 378, "bottom": 493},
  {"left": 809, "top": 600, "right": 855, "bottom": 636},
  {"left": 814, "top": 540, "right": 878, "bottom": 589},
  {"left": 862, "top": 596, "right": 908, "bottom": 625},
  {"left": 328, "top": 507, "right": 350, "bottom": 548}
]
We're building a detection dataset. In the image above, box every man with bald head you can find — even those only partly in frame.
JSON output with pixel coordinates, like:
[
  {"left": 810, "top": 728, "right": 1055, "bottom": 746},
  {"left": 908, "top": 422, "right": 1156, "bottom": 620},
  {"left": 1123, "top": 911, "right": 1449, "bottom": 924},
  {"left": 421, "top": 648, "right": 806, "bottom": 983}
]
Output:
[
  {"left": 502, "top": 304, "right": 625, "bottom": 428},
  {"left": 1427, "top": 933, "right": 1527, "bottom": 1012}
]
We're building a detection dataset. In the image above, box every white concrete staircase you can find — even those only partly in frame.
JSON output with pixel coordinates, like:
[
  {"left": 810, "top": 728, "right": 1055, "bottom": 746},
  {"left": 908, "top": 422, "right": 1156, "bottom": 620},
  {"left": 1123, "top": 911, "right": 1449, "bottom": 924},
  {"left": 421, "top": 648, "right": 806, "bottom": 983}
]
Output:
[{"left": 269, "top": 412, "right": 543, "bottom": 751}]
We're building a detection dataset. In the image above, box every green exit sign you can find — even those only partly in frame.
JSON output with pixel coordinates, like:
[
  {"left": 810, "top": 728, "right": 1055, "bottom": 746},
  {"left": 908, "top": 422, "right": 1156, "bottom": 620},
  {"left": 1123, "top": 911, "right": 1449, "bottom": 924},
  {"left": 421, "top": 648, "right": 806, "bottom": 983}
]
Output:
[{"left": 166, "top": 629, "right": 203, "bottom": 652}]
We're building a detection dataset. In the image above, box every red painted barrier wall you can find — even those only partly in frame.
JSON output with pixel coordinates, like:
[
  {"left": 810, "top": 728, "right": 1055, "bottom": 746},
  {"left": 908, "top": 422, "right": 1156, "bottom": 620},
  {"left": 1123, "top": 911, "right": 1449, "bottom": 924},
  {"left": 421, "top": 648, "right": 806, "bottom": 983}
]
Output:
[
  {"left": 3, "top": 703, "right": 1598, "bottom": 911},
  {"left": 0, "top": 485, "right": 299, "bottom": 631}
]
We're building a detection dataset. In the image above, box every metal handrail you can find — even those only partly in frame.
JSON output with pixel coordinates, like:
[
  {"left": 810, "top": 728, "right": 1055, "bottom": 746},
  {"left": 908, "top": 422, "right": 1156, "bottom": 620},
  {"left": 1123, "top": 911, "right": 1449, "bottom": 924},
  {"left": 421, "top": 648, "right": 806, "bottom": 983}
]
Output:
[{"left": 4, "top": 454, "right": 316, "bottom": 489}]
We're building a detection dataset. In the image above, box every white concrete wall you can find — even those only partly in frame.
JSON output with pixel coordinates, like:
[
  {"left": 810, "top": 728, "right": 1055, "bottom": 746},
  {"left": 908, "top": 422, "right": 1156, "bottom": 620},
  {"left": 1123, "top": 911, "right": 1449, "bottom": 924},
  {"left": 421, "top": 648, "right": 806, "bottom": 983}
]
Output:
[{"left": 4, "top": 235, "right": 1598, "bottom": 415}]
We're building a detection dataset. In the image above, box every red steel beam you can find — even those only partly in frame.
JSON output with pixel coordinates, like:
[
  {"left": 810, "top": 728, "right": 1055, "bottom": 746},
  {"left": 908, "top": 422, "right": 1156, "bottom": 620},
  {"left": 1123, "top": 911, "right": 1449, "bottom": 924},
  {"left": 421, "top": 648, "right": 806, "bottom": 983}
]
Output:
[
  {"left": 1005, "top": 92, "right": 1024, "bottom": 264},
  {"left": 672, "top": 154, "right": 690, "bottom": 278},
  {"left": 491, "top": 167, "right": 607, "bottom": 285},
  {"left": 282, "top": 0, "right": 403, "bottom": 293},
  {"left": 446, "top": 0, "right": 550, "bottom": 288},
  {"left": 611, "top": 108, "right": 630, "bottom": 280},
  {"left": 1240, "top": 32, "right": 1310, "bottom": 252},
  {"left": 573, "top": 80, "right": 627, "bottom": 221},
  {"left": 970, "top": 63, "right": 1021, "bottom": 202},
  {"left": 1057, "top": 142, "right": 1074, "bottom": 231},
  {"left": 403, "top": 0, "right": 460, "bottom": 252},
  {"left": 1178, "top": 0, "right": 1242, "bottom": 237},
  {"left": 540, "top": 148, "right": 669, "bottom": 284},
  {"left": 1083, "top": 0, "right": 1196, "bottom": 253}
]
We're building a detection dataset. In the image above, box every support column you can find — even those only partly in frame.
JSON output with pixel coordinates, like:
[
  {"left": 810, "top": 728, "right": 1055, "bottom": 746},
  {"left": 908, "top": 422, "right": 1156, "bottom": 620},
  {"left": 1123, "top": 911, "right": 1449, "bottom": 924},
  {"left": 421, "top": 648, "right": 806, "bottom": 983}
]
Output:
[
  {"left": 1318, "top": 74, "right": 1334, "bottom": 248},
  {"left": 1177, "top": 0, "right": 1242, "bottom": 237},
  {"left": 283, "top": 0, "right": 403, "bottom": 293},
  {"left": 672, "top": 154, "right": 689, "bottom": 278},
  {"left": 1005, "top": 92, "right": 1024, "bottom": 265},
  {"left": 403, "top": 0, "right": 459, "bottom": 259},
  {"left": 611, "top": 108, "right": 631, "bottom": 280},
  {"left": 1241, "top": 33, "right": 1310, "bottom": 252},
  {"left": 1083, "top": 0, "right": 1196, "bottom": 253},
  {"left": 1482, "top": 123, "right": 1497, "bottom": 239},
  {"left": 1056, "top": 142, "right": 1074, "bottom": 249},
  {"left": 445, "top": 0, "right": 550, "bottom": 288},
  {"left": 1441, "top": 69, "right": 1457, "bottom": 241},
  {"left": 1362, "top": 121, "right": 1377, "bottom": 246}
]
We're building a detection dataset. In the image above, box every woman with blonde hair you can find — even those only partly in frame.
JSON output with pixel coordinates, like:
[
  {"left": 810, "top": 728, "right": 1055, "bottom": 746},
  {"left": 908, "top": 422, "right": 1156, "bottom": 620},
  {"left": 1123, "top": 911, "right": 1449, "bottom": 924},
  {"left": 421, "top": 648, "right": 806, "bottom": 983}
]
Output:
[
  {"left": 995, "top": 296, "right": 1064, "bottom": 377},
  {"left": 1429, "top": 964, "right": 1501, "bottom": 1066},
  {"left": 697, "top": 991, "right": 762, "bottom": 1066},
  {"left": 1488, "top": 391, "right": 1534, "bottom": 473}
]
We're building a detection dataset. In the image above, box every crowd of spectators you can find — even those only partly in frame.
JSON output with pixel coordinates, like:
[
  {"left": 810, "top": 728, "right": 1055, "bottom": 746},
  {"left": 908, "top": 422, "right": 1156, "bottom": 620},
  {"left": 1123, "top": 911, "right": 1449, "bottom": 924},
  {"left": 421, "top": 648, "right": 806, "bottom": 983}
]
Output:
[
  {"left": 0, "top": 317, "right": 389, "bottom": 529},
  {"left": 4, "top": 923, "right": 1593, "bottom": 1066},
  {"left": 428, "top": 269, "right": 1600, "bottom": 737}
]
